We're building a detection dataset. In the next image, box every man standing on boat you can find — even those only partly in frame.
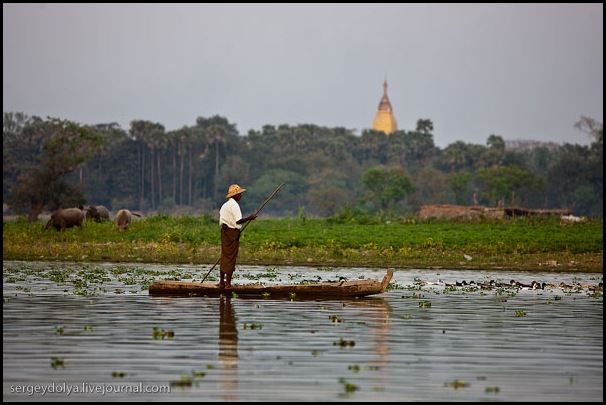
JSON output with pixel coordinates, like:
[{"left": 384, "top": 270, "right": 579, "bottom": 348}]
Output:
[{"left": 219, "top": 184, "right": 257, "bottom": 289}]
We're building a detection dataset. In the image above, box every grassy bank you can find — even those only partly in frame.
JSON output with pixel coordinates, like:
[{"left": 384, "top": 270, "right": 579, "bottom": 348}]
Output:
[{"left": 3, "top": 215, "right": 603, "bottom": 273}]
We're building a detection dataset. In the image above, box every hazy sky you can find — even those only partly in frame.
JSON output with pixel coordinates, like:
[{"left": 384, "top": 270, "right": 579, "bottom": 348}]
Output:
[{"left": 3, "top": 3, "right": 603, "bottom": 147}]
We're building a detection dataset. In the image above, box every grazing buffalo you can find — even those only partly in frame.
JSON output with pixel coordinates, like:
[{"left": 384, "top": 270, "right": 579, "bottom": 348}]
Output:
[
  {"left": 45, "top": 207, "right": 85, "bottom": 231},
  {"left": 115, "top": 209, "right": 131, "bottom": 230},
  {"left": 115, "top": 209, "right": 140, "bottom": 230},
  {"left": 86, "top": 205, "right": 110, "bottom": 222}
]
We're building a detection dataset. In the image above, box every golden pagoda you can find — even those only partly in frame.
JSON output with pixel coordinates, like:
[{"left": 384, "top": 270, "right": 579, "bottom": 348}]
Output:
[{"left": 372, "top": 79, "right": 398, "bottom": 134}]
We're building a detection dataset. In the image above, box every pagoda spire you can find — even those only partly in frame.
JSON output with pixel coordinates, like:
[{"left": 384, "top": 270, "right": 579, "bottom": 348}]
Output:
[{"left": 372, "top": 79, "right": 398, "bottom": 134}]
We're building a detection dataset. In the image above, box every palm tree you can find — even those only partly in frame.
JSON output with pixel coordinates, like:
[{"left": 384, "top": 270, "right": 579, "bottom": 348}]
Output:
[
  {"left": 172, "top": 128, "right": 190, "bottom": 205},
  {"left": 129, "top": 120, "right": 164, "bottom": 210},
  {"left": 207, "top": 124, "right": 227, "bottom": 200},
  {"left": 415, "top": 119, "right": 434, "bottom": 134},
  {"left": 152, "top": 125, "right": 168, "bottom": 207},
  {"left": 442, "top": 141, "right": 469, "bottom": 173}
]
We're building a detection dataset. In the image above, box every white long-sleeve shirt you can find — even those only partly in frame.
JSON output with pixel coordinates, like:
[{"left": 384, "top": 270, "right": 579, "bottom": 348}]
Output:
[{"left": 219, "top": 198, "right": 242, "bottom": 229}]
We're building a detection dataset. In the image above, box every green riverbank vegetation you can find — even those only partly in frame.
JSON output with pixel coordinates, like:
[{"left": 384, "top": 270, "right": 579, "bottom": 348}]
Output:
[{"left": 3, "top": 215, "right": 602, "bottom": 273}]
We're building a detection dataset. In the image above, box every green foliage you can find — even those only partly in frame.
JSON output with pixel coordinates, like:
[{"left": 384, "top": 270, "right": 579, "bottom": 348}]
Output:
[
  {"left": 328, "top": 204, "right": 376, "bottom": 225},
  {"left": 570, "top": 185, "right": 599, "bottom": 216},
  {"left": 5, "top": 117, "right": 103, "bottom": 219},
  {"left": 476, "top": 166, "right": 543, "bottom": 207},
  {"left": 451, "top": 171, "right": 473, "bottom": 205},
  {"left": 361, "top": 166, "right": 414, "bottom": 211},
  {"left": 2, "top": 216, "right": 602, "bottom": 272},
  {"left": 3, "top": 113, "right": 603, "bottom": 219}
]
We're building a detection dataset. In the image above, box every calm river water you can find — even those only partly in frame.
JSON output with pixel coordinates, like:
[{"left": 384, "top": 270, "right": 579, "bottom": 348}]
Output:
[{"left": 3, "top": 261, "right": 603, "bottom": 402}]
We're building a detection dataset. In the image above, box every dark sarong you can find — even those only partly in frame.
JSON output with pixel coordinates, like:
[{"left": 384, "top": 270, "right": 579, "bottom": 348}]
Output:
[{"left": 220, "top": 226, "right": 240, "bottom": 275}]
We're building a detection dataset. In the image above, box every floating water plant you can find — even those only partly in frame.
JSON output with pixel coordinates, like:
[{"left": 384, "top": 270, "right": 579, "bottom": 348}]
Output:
[
  {"left": 338, "top": 378, "right": 359, "bottom": 393},
  {"left": 170, "top": 370, "right": 207, "bottom": 388},
  {"left": 329, "top": 315, "right": 343, "bottom": 323},
  {"left": 348, "top": 364, "right": 361, "bottom": 373},
  {"left": 153, "top": 327, "right": 175, "bottom": 339},
  {"left": 485, "top": 386, "right": 500, "bottom": 393},
  {"left": 170, "top": 376, "right": 193, "bottom": 388},
  {"left": 418, "top": 301, "right": 432, "bottom": 308},
  {"left": 444, "top": 285, "right": 457, "bottom": 293},
  {"left": 243, "top": 323, "right": 263, "bottom": 330},
  {"left": 51, "top": 357, "right": 65, "bottom": 369},
  {"left": 348, "top": 364, "right": 380, "bottom": 373},
  {"left": 55, "top": 326, "right": 65, "bottom": 335},
  {"left": 386, "top": 282, "right": 402, "bottom": 291},
  {"left": 334, "top": 338, "right": 355, "bottom": 347},
  {"left": 446, "top": 379, "right": 469, "bottom": 389},
  {"left": 515, "top": 310, "right": 527, "bottom": 317},
  {"left": 248, "top": 270, "right": 279, "bottom": 279}
]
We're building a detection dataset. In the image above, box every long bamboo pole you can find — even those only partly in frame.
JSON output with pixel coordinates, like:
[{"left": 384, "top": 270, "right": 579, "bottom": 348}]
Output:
[{"left": 200, "top": 183, "right": 285, "bottom": 283}]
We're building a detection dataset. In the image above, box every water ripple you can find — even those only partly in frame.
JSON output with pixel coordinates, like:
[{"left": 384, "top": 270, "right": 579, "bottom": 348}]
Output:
[{"left": 3, "top": 261, "right": 602, "bottom": 401}]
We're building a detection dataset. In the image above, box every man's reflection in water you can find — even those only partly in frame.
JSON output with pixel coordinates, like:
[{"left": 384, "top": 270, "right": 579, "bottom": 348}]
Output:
[
  {"left": 218, "top": 295, "right": 238, "bottom": 399},
  {"left": 371, "top": 299, "right": 392, "bottom": 391}
]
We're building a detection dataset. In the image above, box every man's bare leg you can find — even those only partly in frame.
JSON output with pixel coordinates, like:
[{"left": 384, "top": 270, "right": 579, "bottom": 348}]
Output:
[
  {"left": 219, "top": 271, "right": 226, "bottom": 289},
  {"left": 225, "top": 273, "right": 232, "bottom": 289}
]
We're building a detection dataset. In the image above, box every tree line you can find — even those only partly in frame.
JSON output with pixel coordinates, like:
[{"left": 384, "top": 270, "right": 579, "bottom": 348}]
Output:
[{"left": 3, "top": 112, "right": 603, "bottom": 221}]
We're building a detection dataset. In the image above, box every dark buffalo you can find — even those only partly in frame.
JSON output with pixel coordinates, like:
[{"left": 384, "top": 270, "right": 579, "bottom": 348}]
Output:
[
  {"left": 86, "top": 205, "right": 110, "bottom": 222},
  {"left": 45, "top": 208, "right": 86, "bottom": 231}
]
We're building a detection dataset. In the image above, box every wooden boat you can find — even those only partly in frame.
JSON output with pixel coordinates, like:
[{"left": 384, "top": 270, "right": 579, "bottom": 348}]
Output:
[{"left": 149, "top": 269, "right": 393, "bottom": 298}]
